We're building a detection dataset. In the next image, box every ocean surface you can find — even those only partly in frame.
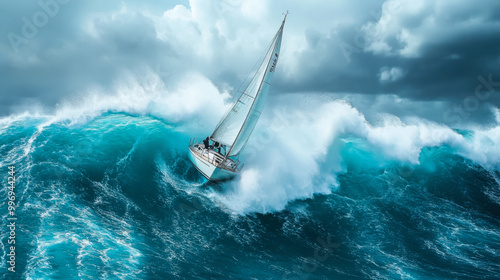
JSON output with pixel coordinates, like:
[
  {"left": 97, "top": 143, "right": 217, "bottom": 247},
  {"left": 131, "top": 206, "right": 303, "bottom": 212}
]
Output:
[{"left": 1, "top": 86, "right": 499, "bottom": 279}]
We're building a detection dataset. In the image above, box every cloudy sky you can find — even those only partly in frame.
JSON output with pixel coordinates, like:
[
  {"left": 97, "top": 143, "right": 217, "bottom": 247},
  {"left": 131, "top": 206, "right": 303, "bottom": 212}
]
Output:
[{"left": 1, "top": 0, "right": 499, "bottom": 126}]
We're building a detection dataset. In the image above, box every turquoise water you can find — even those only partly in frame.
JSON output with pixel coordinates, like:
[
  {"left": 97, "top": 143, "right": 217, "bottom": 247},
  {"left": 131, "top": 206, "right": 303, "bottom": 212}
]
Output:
[{"left": 0, "top": 108, "right": 499, "bottom": 279}]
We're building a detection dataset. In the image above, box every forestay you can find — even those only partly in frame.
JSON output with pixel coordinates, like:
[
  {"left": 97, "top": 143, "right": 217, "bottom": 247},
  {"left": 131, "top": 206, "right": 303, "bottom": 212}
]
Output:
[{"left": 211, "top": 17, "right": 285, "bottom": 157}]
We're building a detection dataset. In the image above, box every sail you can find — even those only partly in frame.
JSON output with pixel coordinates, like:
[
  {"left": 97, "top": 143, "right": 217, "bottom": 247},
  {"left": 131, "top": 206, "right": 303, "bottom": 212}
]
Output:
[{"left": 211, "top": 17, "right": 285, "bottom": 157}]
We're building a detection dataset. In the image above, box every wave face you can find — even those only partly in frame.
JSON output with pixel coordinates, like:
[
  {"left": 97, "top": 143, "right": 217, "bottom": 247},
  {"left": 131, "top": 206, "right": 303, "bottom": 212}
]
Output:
[{"left": 1, "top": 74, "right": 500, "bottom": 279}]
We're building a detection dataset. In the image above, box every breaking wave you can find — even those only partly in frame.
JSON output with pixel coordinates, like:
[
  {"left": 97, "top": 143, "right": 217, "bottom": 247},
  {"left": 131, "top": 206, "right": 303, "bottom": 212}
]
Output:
[{"left": 1, "top": 71, "right": 499, "bottom": 279}]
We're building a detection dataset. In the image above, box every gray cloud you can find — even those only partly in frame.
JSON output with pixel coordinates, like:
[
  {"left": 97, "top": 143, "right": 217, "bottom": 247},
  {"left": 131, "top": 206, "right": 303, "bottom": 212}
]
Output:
[{"left": 0, "top": 0, "right": 499, "bottom": 125}]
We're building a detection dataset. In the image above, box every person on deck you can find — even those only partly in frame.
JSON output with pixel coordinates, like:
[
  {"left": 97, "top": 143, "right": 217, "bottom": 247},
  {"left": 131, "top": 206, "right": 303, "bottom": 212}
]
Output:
[
  {"left": 214, "top": 141, "right": 221, "bottom": 153},
  {"left": 203, "top": 137, "right": 210, "bottom": 149}
]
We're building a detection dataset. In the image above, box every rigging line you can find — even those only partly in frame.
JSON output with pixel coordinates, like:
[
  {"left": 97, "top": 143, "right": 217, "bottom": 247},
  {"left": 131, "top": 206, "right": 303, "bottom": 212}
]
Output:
[
  {"left": 226, "top": 29, "right": 283, "bottom": 157},
  {"left": 223, "top": 24, "right": 281, "bottom": 111},
  {"left": 241, "top": 91, "right": 255, "bottom": 99},
  {"left": 212, "top": 28, "right": 281, "bottom": 137},
  {"left": 230, "top": 21, "right": 286, "bottom": 156},
  {"left": 233, "top": 29, "right": 278, "bottom": 100}
]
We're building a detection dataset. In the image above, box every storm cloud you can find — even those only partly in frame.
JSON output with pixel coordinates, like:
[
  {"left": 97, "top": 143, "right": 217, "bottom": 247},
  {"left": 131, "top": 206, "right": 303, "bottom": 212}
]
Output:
[{"left": 1, "top": 0, "right": 499, "bottom": 125}]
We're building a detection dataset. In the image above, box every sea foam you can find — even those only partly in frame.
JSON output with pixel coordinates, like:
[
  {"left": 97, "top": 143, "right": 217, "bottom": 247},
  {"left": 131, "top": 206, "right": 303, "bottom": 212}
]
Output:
[{"left": 2, "top": 71, "right": 499, "bottom": 213}]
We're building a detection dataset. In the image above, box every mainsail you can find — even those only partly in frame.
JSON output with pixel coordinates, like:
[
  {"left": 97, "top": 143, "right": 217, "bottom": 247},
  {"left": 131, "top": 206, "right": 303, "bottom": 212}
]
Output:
[{"left": 211, "top": 16, "right": 285, "bottom": 157}]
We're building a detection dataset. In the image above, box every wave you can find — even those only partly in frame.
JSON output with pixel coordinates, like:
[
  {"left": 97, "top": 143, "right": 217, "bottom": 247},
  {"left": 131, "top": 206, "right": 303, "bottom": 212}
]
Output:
[
  {"left": 1, "top": 71, "right": 499, "bottom": 215},
  {"left": 215, "top": 98, "right": 500, "bottom": 213}
]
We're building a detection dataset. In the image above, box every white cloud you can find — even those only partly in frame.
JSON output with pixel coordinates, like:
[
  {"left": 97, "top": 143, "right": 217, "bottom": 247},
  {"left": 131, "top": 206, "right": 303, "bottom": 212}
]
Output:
[
  {"left": 1, "top": 0, "right": 500, "bottom": 116},
  {"left": 362, "top": 0, "right": 500, "bottom": 58},
  {"left": 379, "top": 66, "right": 404, "bottom": 82},
  {"left": 361, "top": 0, "right": 408, "bottom": 56}
]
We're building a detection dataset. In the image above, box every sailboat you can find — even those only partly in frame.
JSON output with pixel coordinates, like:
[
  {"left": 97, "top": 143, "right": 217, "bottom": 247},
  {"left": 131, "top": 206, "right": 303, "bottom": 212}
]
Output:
[{"left": 188, "top": 14, "right": 287, "bottom": 181}]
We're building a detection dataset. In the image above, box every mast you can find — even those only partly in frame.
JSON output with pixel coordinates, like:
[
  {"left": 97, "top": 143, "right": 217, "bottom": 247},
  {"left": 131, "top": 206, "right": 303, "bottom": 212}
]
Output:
[
  {"left": 226, "top": 18, "right": 285, "bottom": 157},
  {"left": 211, "top": 15, "right": 286, "bottom": 157}
]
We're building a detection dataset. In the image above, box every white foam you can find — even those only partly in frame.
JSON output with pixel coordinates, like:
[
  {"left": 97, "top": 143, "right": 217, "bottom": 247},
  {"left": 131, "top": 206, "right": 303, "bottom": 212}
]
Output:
[
  {"left": 50, "top": 70, "right": 230, "bottom": 129},
  {"left": 6, "top": 71, "right": 500, "bottom": 214},
  {"left": 0, "top": 111, "right": 32, "bottom": 132},
  {"left": 24, "top": 189, "right": 143, "bottom": 279},
  {"left": 213, "top": 96, "right": 500, "bottom": 213},
  {"left": 460, "top": 125, "right": 500, "bottom": 168}
]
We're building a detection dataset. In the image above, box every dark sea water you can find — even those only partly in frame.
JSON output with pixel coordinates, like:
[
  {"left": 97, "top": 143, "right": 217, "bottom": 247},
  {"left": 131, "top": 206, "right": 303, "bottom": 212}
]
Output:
[{"left": 1, "top": 99, "right": 499, "bottom": 279}]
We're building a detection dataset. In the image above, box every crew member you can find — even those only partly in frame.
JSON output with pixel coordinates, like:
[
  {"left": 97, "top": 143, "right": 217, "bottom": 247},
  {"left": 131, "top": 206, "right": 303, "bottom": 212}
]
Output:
[
  {"left": 214, "top": 141, "right": 221, "bottom": 153},
  {"left": 203, "top": 137, "right": 210, "bottom": 149}
]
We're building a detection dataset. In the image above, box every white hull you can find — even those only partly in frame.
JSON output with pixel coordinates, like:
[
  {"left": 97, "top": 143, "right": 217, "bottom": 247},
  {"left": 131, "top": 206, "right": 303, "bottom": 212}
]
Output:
[{"left": 188, "top": 145, "right": 238, "bottom": 181}]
